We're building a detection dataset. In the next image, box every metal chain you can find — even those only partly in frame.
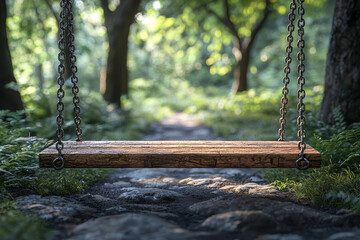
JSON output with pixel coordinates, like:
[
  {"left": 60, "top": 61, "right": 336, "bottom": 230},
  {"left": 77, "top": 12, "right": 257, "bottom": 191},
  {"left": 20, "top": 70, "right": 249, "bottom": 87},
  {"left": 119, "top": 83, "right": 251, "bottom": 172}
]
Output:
[
  {"left": 53, "top": 0, "right": 67, "bottom": 170},
  {"left": 66, "top": 0, "right": 83, "bottom": 141},
  {"left": 53, "top": 0, "right": 82, "bottom": 169},
  {"left": 295, "top": 0, "right": 309, "bottom": 170},
  {"left": 279, "top": 0, "right": 296, "bottom": 141}
]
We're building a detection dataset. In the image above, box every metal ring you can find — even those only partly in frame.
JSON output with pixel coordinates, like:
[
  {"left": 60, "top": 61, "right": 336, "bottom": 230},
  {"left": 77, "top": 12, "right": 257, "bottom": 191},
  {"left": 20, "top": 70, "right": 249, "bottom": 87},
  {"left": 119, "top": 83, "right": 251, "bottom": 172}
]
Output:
[
  {"left": 52, "top": 157, "right": 65, "bottom": 170},
  {"left": 296, "top": 157, "right": 310, "bottom": 170}
]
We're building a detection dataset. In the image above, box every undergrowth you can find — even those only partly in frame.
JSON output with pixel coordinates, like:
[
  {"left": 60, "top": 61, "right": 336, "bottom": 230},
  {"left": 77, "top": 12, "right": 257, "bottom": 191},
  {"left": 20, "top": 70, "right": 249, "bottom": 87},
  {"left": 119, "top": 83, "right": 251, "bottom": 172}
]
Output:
[
  {"left": 265, "top": 110, "right": 360, "bottom": 212},
  {"left": 0, "top": 111, "right": 108, "bottom": 198},
  {"left": 0, "top": 111, "right": 109, "bottom": 240}
]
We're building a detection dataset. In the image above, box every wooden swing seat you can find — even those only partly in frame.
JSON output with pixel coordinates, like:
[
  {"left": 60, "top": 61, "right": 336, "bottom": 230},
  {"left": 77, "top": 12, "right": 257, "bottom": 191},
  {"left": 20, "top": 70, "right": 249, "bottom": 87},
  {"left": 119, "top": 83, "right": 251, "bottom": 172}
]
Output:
[{"left": 39, "top": 140, "right": 321, "bottom": 168}]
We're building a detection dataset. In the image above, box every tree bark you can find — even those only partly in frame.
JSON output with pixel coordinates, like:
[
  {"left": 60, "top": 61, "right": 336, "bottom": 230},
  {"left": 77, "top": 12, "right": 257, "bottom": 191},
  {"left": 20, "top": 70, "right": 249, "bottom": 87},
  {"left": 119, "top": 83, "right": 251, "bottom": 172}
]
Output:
[
  {"left": 100, "top": 0, "right": 141, "bottom": 107},
  {"left": 0, "top": 0, "right": 24, "bottom": 111},
  {"left": 320, "top": 0, "right": 360, "bottom": 125},
  {"left": 231, "top": 39, "right": 251, "bottom": 93}
]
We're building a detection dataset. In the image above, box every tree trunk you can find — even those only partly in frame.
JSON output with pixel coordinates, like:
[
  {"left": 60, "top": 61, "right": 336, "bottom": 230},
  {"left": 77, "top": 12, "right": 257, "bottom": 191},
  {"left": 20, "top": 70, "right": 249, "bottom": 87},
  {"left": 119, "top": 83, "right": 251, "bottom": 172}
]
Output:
[
  {"left": 102, "top": 24, "right": 130, "bottom": 106},
  {"left": 100, "top": 0, "right": 141, "bottom": 107},
  {"left": 0, "top": 0, "right": 24, "bottom": 111},
  {"left": 35, "top": 64, "right": 44, "bottom": 94},
  {"left": 320, "top": 0, "right": 360, "bottom": 125},
  {"left": 231, "top": 42, "right": 250, "bottom": 93},
  {"left": 231, "top": 38, "right": 251, "bottom": 94}
]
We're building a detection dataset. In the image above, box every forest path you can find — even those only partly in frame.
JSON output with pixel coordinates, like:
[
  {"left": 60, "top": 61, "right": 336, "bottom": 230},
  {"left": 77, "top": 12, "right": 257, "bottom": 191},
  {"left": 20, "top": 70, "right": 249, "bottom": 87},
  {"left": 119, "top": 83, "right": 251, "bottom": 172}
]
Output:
[{"left": 16, "top": 113, "right": 360, "bottom": 240}]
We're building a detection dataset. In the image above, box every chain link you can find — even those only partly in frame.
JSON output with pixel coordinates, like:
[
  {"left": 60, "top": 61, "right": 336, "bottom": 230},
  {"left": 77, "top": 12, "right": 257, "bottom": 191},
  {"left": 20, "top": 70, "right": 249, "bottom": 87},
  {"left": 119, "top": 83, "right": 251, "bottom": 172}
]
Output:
[
  {"left": 66, "top": 1, "right": 83, "bottom": 141},
  {"left": 54, "top": 0, "right": 67, "bottom": 170},
  {"left": 279, "top": 0, "right": 309, "bottom": 170},
  {"left": 54, "top": 0, "right": 82, "bottom": 170},
  {"left": 279, "top": 0, "right": 296, "bottom": 141},
  {"left": 296, "top": 0, "right": 309, "bottom": 170}
]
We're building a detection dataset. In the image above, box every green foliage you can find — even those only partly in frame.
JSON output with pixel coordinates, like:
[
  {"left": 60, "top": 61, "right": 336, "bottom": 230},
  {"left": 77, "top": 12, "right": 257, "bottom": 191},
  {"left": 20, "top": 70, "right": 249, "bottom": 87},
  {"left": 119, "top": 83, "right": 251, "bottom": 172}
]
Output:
[
  {"left": 34, "top": 169, "right": 107, "bottom": 196},
  {"left": 312, "top": 129, "right": 360, "bottom": 168},
  {"left": 21, "top": 88, "right": 149, "bottom": 141},
  {"left": 0, "top": 111, "right": 108, "bottom": 199},
  {"left": 265, "top": 115, "right": 360, "bottom": 212},
  {"left": 0, "top": 202, "right": 56, "bottom": 240},
  {"left": 0, "top": 111, "right": 47, "bottom": 192},
  {"left": 193, "top": 89, "right": 280, "bottom": 140},
  {"left": 294, "top": 167, "right": 360, "bottom": 212}
]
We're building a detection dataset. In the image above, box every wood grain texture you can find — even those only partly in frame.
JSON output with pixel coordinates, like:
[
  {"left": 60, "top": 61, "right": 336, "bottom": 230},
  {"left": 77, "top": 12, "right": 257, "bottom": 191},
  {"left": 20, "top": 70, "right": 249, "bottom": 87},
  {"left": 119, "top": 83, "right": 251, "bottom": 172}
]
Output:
[{"left": 39, "top": 141, "right": 321, "bottom": 168}]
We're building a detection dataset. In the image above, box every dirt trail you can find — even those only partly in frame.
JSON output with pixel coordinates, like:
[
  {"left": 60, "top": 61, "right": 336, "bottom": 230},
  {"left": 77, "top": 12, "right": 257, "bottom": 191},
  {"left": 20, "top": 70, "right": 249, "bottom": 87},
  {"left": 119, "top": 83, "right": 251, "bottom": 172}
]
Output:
[{"left": 16, "top": 113, "right": 360, "bottom": 240}]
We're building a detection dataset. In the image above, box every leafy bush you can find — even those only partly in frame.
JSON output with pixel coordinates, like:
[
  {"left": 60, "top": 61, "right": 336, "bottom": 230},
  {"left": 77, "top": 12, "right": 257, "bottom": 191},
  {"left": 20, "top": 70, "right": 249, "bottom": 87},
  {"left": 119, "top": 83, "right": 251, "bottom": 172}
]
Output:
[
  {"left": 265, "top": 111, "right": 360, "bottom": 212},
  {"left": 0, "top": 110, "right": 108, "bottom": 198},
  {"left": 293, "top": 166, "right": 360, "bottom": 212},
  {"left": 0, "top": 111, "right": 48, "bottom": 194}
]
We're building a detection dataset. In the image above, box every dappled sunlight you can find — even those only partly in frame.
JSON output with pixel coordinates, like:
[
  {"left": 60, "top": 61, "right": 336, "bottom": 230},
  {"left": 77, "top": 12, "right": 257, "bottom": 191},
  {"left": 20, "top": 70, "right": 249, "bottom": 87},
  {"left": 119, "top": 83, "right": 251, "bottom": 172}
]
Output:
[{"left": 133, "top": 173, "right": 281, "bottom": 197}]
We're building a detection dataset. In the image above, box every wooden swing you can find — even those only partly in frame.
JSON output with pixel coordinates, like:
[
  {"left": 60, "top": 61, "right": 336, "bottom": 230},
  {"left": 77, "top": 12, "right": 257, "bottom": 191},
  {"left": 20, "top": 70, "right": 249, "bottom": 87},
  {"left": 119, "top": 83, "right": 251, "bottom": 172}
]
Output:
[{"left": 39, "top": 0, "right": 321, "bottom": 170}]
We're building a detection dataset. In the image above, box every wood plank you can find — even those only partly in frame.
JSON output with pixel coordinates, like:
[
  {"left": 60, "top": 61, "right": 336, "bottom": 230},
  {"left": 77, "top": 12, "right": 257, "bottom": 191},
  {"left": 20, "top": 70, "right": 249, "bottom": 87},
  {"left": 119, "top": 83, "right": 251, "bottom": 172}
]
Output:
[{"left": 39, "top": 141, "right": 321, "bottom": 168}]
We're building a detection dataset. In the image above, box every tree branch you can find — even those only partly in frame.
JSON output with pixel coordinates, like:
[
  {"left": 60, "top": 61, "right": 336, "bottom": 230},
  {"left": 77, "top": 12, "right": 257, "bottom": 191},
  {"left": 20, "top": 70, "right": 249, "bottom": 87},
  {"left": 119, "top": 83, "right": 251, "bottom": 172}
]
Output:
[
  {"left": 43, "top": 0, "right": 59, "bottom": 27},
  {"left": 244, "top": 0, "right": 271, "bottom": 51},
  {"left": 205, "top": 0, "right": 241, "bottom": 51},
  {"left": 100, "top": 0, "right": 112, "bottom": 16},
  {"left": 100, "top": 0, "right": 115, "bottom": 29}
]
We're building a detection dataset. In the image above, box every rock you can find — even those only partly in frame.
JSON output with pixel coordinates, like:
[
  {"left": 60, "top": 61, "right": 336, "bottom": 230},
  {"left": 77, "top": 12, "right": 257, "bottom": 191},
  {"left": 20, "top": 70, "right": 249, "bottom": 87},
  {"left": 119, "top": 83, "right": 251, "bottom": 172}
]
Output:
[
  {"left": 15, "top": 195, "right": 96, "bottom": 223},
  {"left": 219, "top": 183, "right": 281, "bottom": 195},
  {"left": 105, "top": 206, "right": 127, "bottom": 214},
  {"left": 122, "top": 169, "right": 171, "bottom": 181},
  {"left": 137, "top": 177, "right": 178, "bottom": 187},
  {"left": 123, "top": 204, "right": 169, "bottom": 212},
  {"left": 141, "top": 211, "right": 178, "bottom": 218},
  {"left": 249, "top": 176, "right": 263, "bottom": 182},
  {"left": 219, "top": 185, "right": 237, "bottom": 191},
  {"left": 112, "top": 181, "right": 132, "bottom": 187},
  {"left": 91, "top": 195, "right": 116, "bottom": 202},
  {"left": 104, "top": 181, "right": 132, "bottom": 188},
  {"left": 268, "top": 202, "right": 340, "bottom": 227},
  {"left": 201, "top": 210, "right": 276, "bottom": 232},
  {"left": 119, "top": 188, "right": 183, "bottom": 203},
  {"left": 68, "top": 213, "right": 209, "bottom": 240},
  {"left": 256, "top": 234, "right": 304, "bottom": 240},
  {"left": 327, "top": 230, "right": 360, "bottom": 240},
  {"left": 179, "top": 177, "right": 228, "bottom": 186},
  {"left": 189, "top": 195, "right": 345, "bottom": 229},
  {"left": 189, "top": 196, "right": 267, "bottom": 216}
]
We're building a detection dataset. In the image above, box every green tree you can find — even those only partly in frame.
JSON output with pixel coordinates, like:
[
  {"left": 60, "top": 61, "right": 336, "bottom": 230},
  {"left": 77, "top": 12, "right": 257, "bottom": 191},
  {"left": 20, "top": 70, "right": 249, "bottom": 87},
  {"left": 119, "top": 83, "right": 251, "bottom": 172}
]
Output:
[{"left": 161, "top": 0, "right": 272, "bottom": 94}]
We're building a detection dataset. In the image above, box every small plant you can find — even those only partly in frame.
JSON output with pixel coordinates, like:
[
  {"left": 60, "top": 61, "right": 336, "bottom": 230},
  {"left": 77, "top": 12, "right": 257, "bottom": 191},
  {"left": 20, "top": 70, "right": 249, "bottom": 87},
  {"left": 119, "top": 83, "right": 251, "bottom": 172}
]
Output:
[{"left": 265, "top": 108, "right": 360, "bottom": 212}]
